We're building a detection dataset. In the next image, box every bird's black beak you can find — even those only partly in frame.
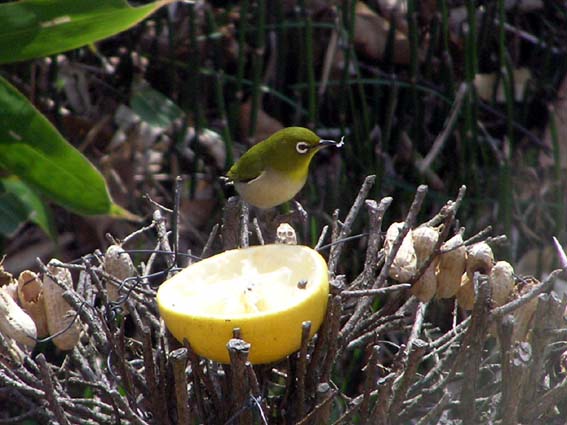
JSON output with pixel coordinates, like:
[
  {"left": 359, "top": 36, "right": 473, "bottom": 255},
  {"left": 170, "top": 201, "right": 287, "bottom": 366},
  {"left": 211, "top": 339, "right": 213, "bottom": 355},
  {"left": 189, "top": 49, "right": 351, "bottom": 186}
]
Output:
[{"left": 317, "top": 136, "right": 345, "bottom": 149}]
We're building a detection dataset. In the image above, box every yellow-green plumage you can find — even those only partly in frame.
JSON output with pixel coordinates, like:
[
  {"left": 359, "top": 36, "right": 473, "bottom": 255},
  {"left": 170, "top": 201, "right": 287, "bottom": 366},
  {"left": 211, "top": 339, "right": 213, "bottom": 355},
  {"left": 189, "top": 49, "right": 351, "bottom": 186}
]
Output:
[{"left": 226, "top": 127, "right": 342, "bottom": 208}]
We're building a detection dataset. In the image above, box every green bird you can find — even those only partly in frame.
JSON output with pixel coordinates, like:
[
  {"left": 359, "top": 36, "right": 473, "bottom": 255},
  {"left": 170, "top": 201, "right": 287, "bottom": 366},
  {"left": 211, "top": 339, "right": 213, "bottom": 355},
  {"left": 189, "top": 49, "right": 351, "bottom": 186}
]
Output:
[{"left": 225, "top": 127, "right": 344, "bottom": 208}]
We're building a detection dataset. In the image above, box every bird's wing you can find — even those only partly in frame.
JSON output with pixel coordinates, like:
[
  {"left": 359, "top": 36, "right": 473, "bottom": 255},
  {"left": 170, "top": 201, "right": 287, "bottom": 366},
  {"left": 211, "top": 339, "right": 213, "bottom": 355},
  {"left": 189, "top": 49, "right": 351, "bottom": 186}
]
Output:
[{"left": 226, "top": 145, "right": 267, "bottom": 183}]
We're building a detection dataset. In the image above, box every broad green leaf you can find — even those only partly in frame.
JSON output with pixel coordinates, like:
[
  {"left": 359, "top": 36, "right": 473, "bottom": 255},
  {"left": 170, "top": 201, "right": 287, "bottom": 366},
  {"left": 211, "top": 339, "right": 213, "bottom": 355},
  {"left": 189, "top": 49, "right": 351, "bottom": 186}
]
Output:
[
  {"left": 0, "top": 0, "right": 174, "bottom": 64},
  {"left": 0, "top": 75, "right": 120, "bottom": 216},
  {"left": 0, "top": 191, "right": 29, "bottom": 238},
  {"left": 130, "top": 81, "right": 185, "bottom": 129},
  {"left": 0, "top": 176, "right": 56, "bottom": 239}
]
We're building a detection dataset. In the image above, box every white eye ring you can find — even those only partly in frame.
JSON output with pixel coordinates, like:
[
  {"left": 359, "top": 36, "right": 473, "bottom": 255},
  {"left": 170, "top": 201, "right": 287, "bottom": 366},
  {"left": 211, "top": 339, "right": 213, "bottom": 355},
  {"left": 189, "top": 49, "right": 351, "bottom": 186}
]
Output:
[{"left": 296, "top": 142, "right": 310, "bottom": 154}]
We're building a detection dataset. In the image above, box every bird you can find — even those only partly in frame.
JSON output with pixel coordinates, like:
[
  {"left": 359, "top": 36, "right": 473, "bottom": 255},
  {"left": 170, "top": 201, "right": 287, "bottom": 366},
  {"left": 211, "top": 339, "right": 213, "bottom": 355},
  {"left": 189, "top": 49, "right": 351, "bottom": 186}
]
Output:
[{"left": 225, "top": 127, "right": 344, "bottom": 208}]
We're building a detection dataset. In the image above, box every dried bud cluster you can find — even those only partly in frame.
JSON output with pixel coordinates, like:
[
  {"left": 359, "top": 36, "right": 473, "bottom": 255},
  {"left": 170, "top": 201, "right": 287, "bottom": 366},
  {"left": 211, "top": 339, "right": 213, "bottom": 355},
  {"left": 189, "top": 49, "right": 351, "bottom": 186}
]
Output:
[
  {"left": 385, "top": 225, "right": 518, "bottom": 311},
  {"left": 0, "top": 260, "right": 84, "bottom": 352}
]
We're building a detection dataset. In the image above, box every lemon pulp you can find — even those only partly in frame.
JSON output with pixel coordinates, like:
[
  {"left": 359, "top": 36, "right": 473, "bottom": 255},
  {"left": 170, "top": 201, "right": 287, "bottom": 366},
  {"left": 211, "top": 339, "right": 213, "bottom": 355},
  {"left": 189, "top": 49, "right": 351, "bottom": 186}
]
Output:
[{"left": 157, "top": 244, "right": 329, "bottom": 364}]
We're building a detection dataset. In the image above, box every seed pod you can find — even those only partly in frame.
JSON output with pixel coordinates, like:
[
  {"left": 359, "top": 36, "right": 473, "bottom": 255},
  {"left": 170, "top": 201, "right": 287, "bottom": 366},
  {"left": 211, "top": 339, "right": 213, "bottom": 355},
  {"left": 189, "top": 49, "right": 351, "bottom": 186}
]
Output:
[
  {"left": 412, "top": 226, "right": 439, "bottom": 262},
  {"left": 411, "top": 226, "right": 440, "bottom": 302},
  {"left": 436, "top": 233, "right": 467, "bottom": 299},
  {"left": 275, "top": 223, "right": 297, "bottom": 245},
  {"left": 385, "top": 222, "right": 416, "bottom": 283},
  {"left": 511, "top": 277, "right": 539, "bottom": 343},
  {"left": 17, "top": 270, "right": 48, "bottom": 338},
  {"left": 411, "top": 261, "right": 438, "bottom": 302},
  {"left": 43, "top": 261, "right": 81, "bottom": 350},
  {"left": 0, "top": 286, "right": 37, "bottom": 347},
  {"left": 104, "top": 245, "right": 136, "bottom": 304},
  {"left": 456, "top": 272, "right": 474, "bottom": 310},
  {"left": 466, "top": 242, "right": 494, "bottom": 277},
  {"left": 489, "top": 261, "right": 514, "bottom": 307}
]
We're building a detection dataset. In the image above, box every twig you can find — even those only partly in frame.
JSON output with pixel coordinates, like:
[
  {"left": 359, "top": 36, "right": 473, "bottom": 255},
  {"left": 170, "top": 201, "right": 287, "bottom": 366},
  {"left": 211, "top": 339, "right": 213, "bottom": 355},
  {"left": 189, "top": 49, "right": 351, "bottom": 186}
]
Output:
[
  {"left": 296, "top": 383, "right": 337, "bottom": 425},
  {"left": 36, "top": 354, "right": 70, "bottom": 425},
  {"left": 418, "top": 82, "right": 468, "bottom": 173},
  {"left": 360, "top": 345, "right": 380, "bottom": 425},
  {"left": 414, "top": 390, "right": 451, "bottom": 425},
  {"left": 340, "top": 185, "right": 428, "bottom": 341},
  {"left": 328, "top": 175, "right": 376, "bottom": 274},
  {"left": 459, "top": 274, "right": 491, "bottom": 425},
  {"left": 315, "top": 225, "right": 329, "bottom": 250},
  {"left": 252, "top": 217, "right": 265, "bottom": 245},
  {"left": 201, "top": 223, "right": 220, "bottom": 258},
  {"left": 222, "top": 197, "right": 241, "bottom": 250},
  {"left": 497, "top": 315, "right": 529, "bottom": 425},
  {"left": 170, "top": 348, "right": 191, "bottom": 424},
  {"left": 239, "top": 201, "right": 250, "bottom": 248},
  {"left": 341, "top": 284, "right": 411, "bottom": 297},
  {"left": 520, "top": 292, "right": 564, "bottom": 411},
  {"left": 296, "top": 321, "right": 312, "bottom": 420},
  {"left": 227, "top": 338, "right": 252, "bottom": 424}
]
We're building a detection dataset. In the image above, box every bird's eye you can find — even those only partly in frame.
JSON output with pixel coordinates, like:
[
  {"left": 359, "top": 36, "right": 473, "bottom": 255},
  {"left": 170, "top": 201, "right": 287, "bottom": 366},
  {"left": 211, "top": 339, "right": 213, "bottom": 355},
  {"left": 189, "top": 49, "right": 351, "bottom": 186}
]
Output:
[{"left": 296, "top": 142, "right": 310, "bottom": 154}]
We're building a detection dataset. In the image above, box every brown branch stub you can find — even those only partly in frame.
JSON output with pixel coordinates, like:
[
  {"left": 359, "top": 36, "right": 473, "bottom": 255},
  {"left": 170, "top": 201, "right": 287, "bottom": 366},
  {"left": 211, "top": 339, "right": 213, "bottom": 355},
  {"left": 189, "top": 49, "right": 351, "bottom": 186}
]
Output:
[{"left": 169, "top": 347, "right": 192, "bottom": 424}]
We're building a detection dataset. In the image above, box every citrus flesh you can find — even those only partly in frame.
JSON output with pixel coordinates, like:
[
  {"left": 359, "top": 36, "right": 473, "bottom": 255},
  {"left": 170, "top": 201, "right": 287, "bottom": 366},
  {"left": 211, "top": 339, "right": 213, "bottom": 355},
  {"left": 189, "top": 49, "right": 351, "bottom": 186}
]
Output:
[{"left": 156, "top": 244, "right": 329, "bottom": 364}]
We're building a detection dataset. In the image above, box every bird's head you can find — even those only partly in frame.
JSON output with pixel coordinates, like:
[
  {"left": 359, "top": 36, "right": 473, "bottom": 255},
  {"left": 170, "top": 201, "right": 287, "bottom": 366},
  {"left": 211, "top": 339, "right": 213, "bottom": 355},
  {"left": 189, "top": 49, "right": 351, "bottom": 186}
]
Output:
[{"left": 267, "top": 127, "right": 343, "bottom": 173}]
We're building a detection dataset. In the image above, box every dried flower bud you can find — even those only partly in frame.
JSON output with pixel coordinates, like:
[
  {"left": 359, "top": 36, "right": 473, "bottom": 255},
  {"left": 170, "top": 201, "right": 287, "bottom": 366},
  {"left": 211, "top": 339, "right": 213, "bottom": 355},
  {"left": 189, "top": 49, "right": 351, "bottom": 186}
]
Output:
[
  {"left": 104, "top": 245, "right": 136, "bottom": 304},
  {"left": 466, "top": 242, "right": 494, "bottom": 277},
  {"left": 385, "top": 222, "right": 416, "bottom": 282},
  {"left": 489, "top": 261, "right": 515, "bottom": 307},
  {"left": 456, "top": 272, "right": 474, "bottom": 310},
  {"left": 412, "top": 226, "right": 439, "bottom": 262},
  {"left": 412, "top": 261, "right": 438, "bottom": 302},
  {"left": 17, "top": 270, "right": 48, "bottom": 338},
  {"left": 436, "top": 233, "right": 467, "bottom": 299},
  {"left": 43, "top": 260, "right": 81, "bottom": 351}
]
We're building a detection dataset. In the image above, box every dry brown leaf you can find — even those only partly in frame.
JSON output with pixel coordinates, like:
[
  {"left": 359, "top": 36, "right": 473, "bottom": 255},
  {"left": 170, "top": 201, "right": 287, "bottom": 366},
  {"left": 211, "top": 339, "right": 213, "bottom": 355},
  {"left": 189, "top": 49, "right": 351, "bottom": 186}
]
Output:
[
  {"left": 474, "top": 68, "right": 532, "bottom": 103},
  {"left": 240, "top": 99, "right": 284, "bottom": 143},
  {"left": 354, "top": 2, "right": 412, "bottom": 64}
]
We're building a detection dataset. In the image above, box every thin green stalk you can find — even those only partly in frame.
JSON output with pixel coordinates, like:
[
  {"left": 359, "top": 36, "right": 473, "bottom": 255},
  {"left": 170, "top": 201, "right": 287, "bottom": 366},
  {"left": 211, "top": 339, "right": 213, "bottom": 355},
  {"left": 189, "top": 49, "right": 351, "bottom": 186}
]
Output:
[
  {"left": 339, "top": 0, "right": 357, "bottom": 132},
  {"left": 188, "top": 3, "right": 202, "bottom": 198},
  {"left": 299, "top": 0, "right": 317, "bottom": 126},
  {"left": 248, "top": 0, "right": 266, "bottom": 141},
  {"left": 438, "top": 0, "right": 455, "bottom": 97},
  {"left": 235, "top": 0, "right": 249, "bottom": 99},
  {"left": 465, "top": 0, "right": 478, "bottom": 75},
  {"left": 382, "top": 80, "right": 399, "bottom": 149}
]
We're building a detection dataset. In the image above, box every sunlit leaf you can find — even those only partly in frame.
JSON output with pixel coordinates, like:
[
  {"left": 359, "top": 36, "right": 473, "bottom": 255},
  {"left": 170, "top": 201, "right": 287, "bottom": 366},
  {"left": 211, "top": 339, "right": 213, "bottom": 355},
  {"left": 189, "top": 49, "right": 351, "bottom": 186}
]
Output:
[
  {"left": 0, "top": 177, "right": 56, "bottom": 239},
  {"left": 0, "top": 0, "right": 174, "bottom": 64},
  {"left": 0, "top": 75, "right": 125, "bottom": 216}
]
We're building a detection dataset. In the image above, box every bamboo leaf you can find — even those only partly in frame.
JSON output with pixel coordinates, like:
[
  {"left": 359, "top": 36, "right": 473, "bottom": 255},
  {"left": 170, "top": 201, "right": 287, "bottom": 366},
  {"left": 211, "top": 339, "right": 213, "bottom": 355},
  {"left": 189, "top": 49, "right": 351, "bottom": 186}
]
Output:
[
  {"left": 0, "top": 0, "right": 173, "bottom": 64},
  {"left": 0, "top": 75, "right": 125, "bottom": 217}
]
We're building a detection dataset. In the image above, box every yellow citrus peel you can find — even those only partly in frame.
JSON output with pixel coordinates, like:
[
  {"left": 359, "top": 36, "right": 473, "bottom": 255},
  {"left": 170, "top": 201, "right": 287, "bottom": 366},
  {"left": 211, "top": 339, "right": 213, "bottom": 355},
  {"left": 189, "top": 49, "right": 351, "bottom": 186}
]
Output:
[{"left": 156, "top": 244, "right": 329, "bottom": 364}]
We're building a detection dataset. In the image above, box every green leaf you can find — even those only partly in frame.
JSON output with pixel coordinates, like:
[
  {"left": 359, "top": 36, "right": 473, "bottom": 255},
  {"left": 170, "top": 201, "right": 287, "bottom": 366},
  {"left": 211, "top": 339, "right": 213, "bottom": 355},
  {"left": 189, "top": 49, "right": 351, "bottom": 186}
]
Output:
[
  {"left": 0, "top": 191, "right": 29, "bottom": 238},
  {"left": 130, "top": 81, "right": 185, "bottom": 129},
  {"left": 0, "top": 0, "right": 173, "bottom": 64},
  {"left": 0, "top": 75, "right": 117, "bottom": 216},
  {"left": 0, "top": 177, "right": 56, "bottom": 239}
]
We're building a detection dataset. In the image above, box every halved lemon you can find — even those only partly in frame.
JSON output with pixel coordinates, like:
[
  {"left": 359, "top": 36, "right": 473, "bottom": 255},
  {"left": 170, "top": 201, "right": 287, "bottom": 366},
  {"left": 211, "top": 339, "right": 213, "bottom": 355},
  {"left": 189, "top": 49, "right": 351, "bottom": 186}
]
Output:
[{"left": 156, "top": 244, "right": 329, "bottom": 364}]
